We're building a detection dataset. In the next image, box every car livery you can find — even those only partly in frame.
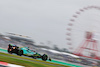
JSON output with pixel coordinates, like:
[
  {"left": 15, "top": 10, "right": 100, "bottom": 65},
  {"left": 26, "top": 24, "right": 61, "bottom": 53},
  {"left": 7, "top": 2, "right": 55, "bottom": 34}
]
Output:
[{"left": 8, "top": 44, "right": 51, "bottom": 61}]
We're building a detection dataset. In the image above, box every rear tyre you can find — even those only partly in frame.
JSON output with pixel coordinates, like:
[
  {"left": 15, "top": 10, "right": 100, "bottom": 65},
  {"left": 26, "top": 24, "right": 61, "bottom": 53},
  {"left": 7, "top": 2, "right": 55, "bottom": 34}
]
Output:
[{"left": 18, "top": 50, "right": 23, "bottom": 56}]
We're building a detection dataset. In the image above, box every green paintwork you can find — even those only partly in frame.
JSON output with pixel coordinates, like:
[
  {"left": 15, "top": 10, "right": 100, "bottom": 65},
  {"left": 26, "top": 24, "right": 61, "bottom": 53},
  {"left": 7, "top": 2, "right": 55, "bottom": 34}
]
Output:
[{"left": 20, "top": 47, "right": 37, "bottom": 56}]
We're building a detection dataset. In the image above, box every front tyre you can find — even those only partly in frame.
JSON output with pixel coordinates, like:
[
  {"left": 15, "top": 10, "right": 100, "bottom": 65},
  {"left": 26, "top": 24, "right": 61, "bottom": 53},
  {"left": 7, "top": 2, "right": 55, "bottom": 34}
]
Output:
[{"left": 42, "top": 54, "right": 48, "bottom": 61}]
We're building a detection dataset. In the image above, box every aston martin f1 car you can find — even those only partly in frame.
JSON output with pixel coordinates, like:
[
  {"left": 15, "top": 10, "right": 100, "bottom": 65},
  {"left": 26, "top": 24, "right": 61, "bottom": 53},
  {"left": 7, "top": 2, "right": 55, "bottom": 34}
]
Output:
[{"left": 8, "top": 44, "right": 51, "bottom": 61}]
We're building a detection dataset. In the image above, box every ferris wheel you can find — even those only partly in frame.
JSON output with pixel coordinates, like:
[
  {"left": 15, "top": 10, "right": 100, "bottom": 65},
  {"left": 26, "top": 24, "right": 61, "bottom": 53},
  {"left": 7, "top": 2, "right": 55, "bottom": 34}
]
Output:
[{"left": 66, "top": 6, "right": 100, "bottom": 60}]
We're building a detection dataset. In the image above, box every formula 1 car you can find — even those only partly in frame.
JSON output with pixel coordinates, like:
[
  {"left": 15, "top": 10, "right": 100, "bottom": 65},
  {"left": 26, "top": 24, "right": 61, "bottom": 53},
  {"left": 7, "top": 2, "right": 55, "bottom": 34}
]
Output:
[{"left": 8, "top": 44, "right": 51, "bottom": 61}]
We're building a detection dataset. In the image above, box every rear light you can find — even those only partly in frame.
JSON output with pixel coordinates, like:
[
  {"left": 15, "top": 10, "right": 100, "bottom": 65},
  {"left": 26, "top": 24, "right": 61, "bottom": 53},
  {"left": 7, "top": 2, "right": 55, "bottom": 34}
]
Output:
[{"left": 13, "top": 47, "right": 15, "bottom": 49}]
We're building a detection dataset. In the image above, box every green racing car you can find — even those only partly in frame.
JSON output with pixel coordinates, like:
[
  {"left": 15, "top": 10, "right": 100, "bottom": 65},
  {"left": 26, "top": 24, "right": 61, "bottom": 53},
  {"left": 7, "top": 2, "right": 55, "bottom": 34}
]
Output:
[{"left": 8, "top": 44, "right": 51, "bottom": 61}]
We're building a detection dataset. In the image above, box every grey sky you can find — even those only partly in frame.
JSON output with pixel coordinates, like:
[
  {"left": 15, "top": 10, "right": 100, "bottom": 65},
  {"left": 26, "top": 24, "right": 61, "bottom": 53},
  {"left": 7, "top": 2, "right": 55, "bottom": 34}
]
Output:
[{"left": 0, "top": 0, "right": 100, "bottom": 49}]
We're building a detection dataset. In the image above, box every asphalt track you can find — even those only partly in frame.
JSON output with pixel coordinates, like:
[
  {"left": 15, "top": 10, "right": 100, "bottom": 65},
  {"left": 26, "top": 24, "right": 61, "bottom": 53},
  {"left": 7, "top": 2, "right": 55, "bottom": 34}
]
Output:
[
  {"left": 0, "top": 65, "right": 7, "bottom": 67},
  {"left": 0, "top": 48, "right": 85, "bottom": 67}
]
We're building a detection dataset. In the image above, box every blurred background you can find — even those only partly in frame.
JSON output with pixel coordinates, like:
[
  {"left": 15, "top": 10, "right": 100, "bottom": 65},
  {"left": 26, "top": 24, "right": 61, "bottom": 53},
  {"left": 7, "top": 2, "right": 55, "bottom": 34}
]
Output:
[{"left": 0, "top": 0, "right": 100, "bottom": 67}]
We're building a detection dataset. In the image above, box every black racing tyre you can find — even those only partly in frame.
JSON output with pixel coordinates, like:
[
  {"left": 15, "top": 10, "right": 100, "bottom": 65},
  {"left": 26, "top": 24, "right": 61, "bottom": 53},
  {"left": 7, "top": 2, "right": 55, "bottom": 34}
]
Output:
[
  {"left": 42, "top": 54, "right": 48, "bottom": 61},
  {"left": 18, "top": 50, "right": 23, "bottom": 56}
]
